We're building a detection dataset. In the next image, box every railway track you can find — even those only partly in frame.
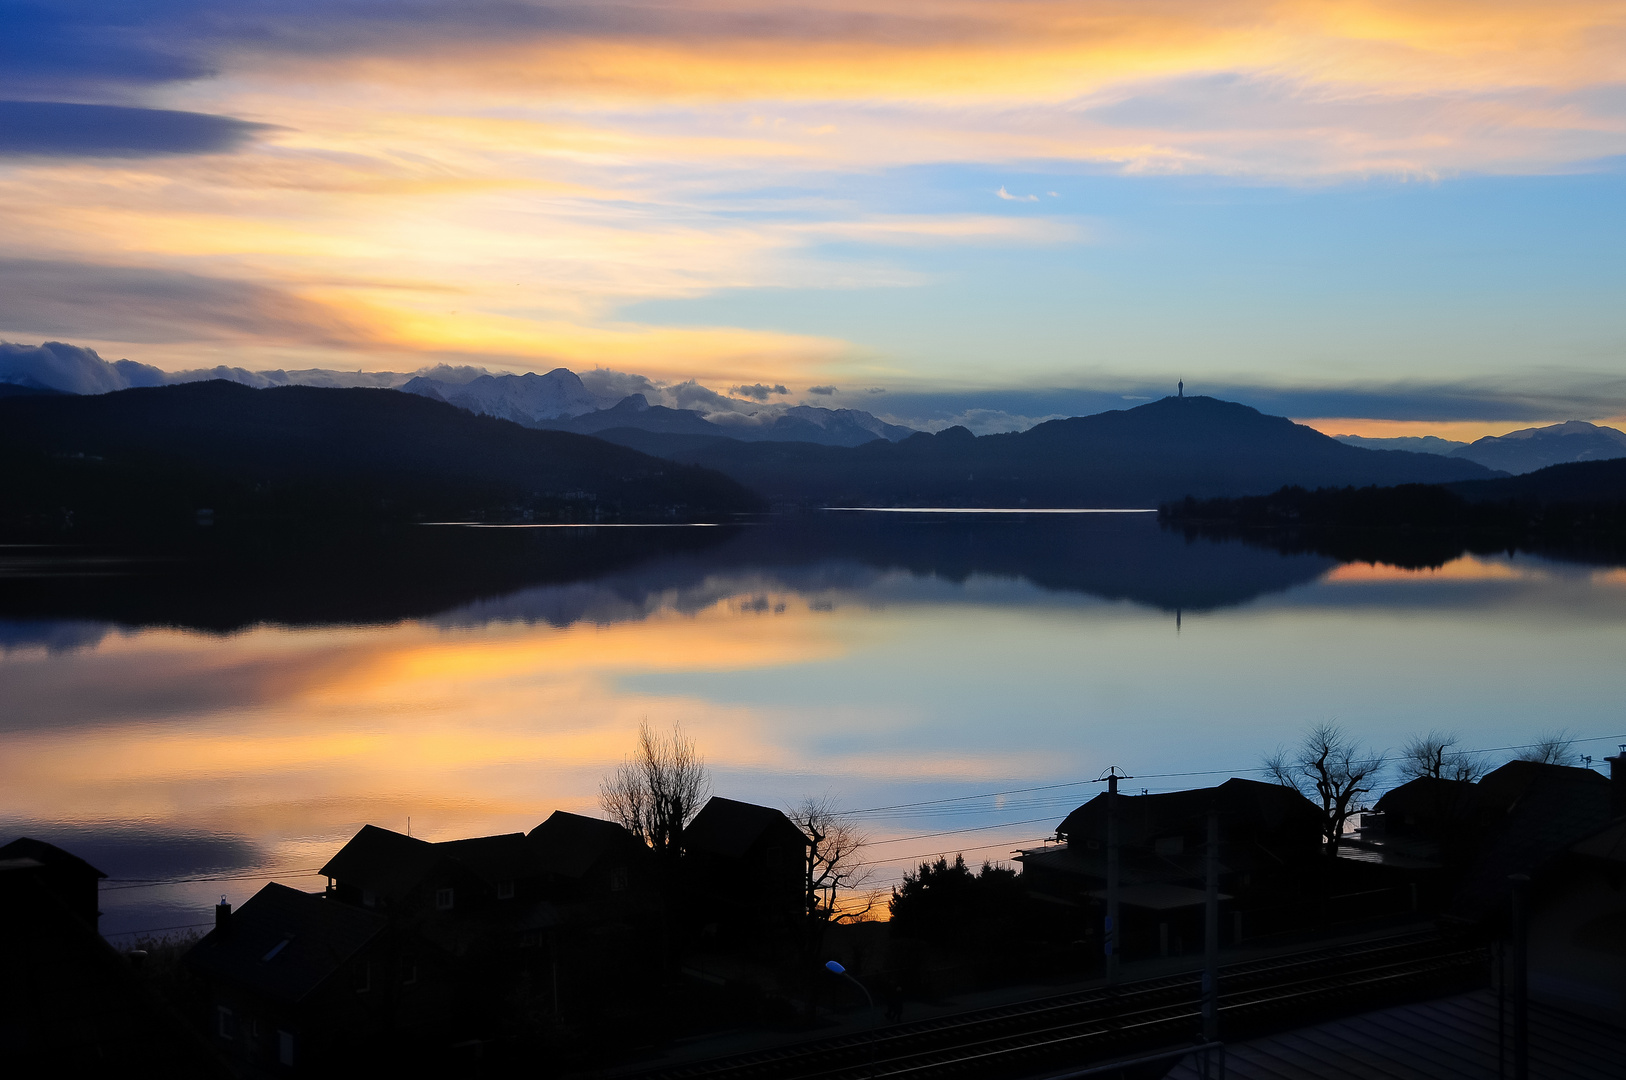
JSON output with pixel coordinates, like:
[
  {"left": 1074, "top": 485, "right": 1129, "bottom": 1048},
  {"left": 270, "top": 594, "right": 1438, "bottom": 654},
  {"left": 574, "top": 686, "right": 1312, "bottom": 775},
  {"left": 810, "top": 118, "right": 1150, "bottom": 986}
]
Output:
[{"left": 631, "top": 931, "right": 1488, "bottom": 1080}]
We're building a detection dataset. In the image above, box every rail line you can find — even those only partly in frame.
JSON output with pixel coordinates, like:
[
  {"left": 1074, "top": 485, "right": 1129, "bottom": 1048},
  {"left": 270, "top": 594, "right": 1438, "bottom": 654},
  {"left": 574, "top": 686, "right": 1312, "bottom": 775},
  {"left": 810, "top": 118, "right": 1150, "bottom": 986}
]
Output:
[{"left": 631, "top": 930, "right": 1488, "bottom": 1080}]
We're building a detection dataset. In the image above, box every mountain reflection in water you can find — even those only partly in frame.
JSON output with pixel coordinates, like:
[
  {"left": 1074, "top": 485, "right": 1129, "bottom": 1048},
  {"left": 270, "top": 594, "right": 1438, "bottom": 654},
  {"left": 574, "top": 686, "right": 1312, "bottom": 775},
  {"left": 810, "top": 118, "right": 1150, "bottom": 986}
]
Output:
[
  {"left": 0, "top": 512, "right": 1341, "bottom": 640},
  {"left": 4, "top": 512, "right": 1626, "bottom": 940}
]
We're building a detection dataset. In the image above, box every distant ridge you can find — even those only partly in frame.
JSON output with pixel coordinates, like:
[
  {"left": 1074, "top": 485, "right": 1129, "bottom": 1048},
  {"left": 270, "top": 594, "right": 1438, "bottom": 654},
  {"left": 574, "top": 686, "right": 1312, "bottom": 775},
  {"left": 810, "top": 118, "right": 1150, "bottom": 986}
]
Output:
[
  {"left": 1449, "top": 457, "right": 1626, "bottom": 504},
  {"left": 0, "top": 381, "right": 759, "bottom": 537},
  {"left": 606, "top": 395, "right": 1503, "bottom": 507},
  {"left": 1338, "top": 421, "right": 1626, "bottom": 475}
]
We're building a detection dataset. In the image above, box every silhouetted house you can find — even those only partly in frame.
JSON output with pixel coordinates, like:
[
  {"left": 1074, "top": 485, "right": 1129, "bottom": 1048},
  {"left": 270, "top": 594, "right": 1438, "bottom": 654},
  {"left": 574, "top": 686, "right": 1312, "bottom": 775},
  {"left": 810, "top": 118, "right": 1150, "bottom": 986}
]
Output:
[
  {"left": 526, "top": 810, "right": 649, "bottom": 906},
  {"left": 523, "top": 811, "right": 660, "bottom": 1020},
  {"left": 1, "top": 841, "right": 223, "bottom": 1073},
  {"left": 322, "top": 825, "right": 448, "bottom": 915},
  {"left": 1452, "top": 759, "right": 1612, "bottom": 922},
  {"left": 187, "top": 883, "right": 406, "bottom": 1072},
  {"left": 1019, "top": 778, "right": 1322, "bottom": 957},
  {"left": 682, "top": 797, "right": 810, "bottom": 939},
  {"left": 0, "top": 836, "right": 106, "bottom": 929},
  {"left": 1369, "top": 776, "right": 1479, "bottom": 841}
]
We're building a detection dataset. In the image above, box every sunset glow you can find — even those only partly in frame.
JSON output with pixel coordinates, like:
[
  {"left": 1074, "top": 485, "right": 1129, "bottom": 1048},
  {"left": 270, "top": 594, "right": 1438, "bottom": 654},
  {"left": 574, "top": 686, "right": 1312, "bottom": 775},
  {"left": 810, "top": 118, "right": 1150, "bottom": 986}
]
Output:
[{"left": 4, "top": 0, "right": 1624, "bottom": 428}]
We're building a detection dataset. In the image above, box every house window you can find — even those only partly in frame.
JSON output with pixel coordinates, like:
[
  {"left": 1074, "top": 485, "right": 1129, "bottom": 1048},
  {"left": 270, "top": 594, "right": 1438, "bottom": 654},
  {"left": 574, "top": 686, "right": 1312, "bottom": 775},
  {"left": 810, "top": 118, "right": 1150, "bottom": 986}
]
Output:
[
  {"left": 355, "top": 960, "right": 371, "bottom": 993},
  {"left": 278, "top": 1030, "right": 295, "bottom": 1067},
  {"left": 217, "top": 1005, "right": 234, "bottom": 1040},
  {"left": 1154, "top": 836, "right": 1184, "bottom": 856},
  {"left": 401, "top": 954, "right": 418, "bottom": 985},
  {"left": 362, "top": 889, "right": 377, "bottom": 908},
  {"left": 610, "top": 866, "right": 628, "bottom": 892},
  {"left": 435, "top": 887, "right": 455, "bottom": 910},
  {"left": 497, "top": 879, "right": 515, "bottom": 900}
]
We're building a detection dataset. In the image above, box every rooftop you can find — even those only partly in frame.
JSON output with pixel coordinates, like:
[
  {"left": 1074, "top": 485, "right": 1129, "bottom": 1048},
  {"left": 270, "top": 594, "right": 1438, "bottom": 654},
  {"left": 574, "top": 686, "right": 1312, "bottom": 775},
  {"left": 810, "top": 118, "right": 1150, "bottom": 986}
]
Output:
[
  {"left": 187, "top": 882, "right": 387, "bottom": 1004},
  {"left": 684, "top": 797, "right": 809, "bottom": 861}
]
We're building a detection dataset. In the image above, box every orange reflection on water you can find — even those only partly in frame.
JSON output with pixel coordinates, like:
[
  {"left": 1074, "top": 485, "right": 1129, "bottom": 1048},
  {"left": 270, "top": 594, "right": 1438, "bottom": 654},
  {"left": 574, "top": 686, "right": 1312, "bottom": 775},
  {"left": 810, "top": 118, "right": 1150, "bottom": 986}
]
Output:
[
  {"left": 1323, "top": 555, "right": 1528, "bottom": 584},
  {"left": 0, "top": 593, "right": 847, "bottom": 847}
]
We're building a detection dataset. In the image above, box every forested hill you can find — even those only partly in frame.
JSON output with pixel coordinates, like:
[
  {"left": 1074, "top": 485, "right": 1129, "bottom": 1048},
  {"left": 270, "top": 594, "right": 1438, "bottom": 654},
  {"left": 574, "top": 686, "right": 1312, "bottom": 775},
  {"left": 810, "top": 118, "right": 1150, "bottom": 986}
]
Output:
[
  {"left": 600, "top": 395, "right": 1502, "bottom": 507},
  {"left": 0, "top": 381, "right": 759, "bottom": 537}
]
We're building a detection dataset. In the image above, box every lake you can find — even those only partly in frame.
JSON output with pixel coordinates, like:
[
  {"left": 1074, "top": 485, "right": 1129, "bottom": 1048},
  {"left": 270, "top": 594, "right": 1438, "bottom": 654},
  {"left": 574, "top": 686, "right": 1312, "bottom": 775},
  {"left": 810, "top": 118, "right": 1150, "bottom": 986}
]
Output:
[{"left": 3, "top": 511, "right": 1625, "bottom": 939}]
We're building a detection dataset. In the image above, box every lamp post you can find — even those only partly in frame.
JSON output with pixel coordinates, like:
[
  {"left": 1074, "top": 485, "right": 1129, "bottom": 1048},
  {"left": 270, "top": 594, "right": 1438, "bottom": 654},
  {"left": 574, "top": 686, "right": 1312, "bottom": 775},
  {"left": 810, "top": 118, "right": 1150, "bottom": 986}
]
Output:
[{"left": 824, "top": 960, "right": 875, "bottom": 1011}]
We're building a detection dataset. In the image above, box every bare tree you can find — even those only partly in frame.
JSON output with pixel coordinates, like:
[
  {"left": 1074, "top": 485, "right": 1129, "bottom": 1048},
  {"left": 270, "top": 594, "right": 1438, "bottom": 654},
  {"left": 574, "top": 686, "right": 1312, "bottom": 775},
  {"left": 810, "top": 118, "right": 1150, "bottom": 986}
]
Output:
[
  {"left": 1265, "top": 723, "right": 1385, "bottom": 856},
  {"left": 787, "top": 797, "right": 875, "bottom": 926},
  {"left": 1519, "top": 730, "right": 1579, "bottom": 767},
  {"left": 1398, "top": 731, "right": 1486, "bottom": 784},
  {"left": 600, "top": 720, "right": 710, "bottom": 856}
]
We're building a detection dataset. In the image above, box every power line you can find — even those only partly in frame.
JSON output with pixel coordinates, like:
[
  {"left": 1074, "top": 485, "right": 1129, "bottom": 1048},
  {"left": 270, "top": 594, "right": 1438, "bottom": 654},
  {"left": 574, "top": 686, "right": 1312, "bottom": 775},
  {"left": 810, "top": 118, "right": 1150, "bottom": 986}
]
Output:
[
  {"left": 841, "top": 732, "right": 1626, "bottom": 818},
  {"left": 103, "top": 867, "right": 322, "bottom": 891},
  {"left": 866, "top": 816, "right": 1059, "bottom": 847},
  {"left": 104, "top": 920, "right": 215, "bottom": 939}
]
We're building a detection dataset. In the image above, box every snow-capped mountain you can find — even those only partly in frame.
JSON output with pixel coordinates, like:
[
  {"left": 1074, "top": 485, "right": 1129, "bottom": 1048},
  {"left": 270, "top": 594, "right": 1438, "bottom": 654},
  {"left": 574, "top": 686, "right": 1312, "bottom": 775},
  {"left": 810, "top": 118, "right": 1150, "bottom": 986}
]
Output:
[
  {"left": 1448, "top": 420, "right": 1626, "bottom": 475},
  {"left": 1, "top": 340, "right": 916, "bottom": 446},
  {"left": 401, "top": 369, "right": 600, "bottom": 423}
]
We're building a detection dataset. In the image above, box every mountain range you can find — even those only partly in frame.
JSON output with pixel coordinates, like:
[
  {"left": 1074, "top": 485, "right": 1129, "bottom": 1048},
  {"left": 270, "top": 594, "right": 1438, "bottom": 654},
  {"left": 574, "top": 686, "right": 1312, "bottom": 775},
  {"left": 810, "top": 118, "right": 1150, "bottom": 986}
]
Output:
[
  {"left": 0, "top": 381, "right": 759, "bottom": 537},
  {"left": 1336, "top": 421, "right": 1626, "bottom": 475},
  {"left": 598, "top": 395, "right": 1500, "bottom": 507},
  {"left": 1, "top": 341, "right": 915, "bottom": 448},
  {"left": 400, "top": 372, "right": 916, "bottom": 446}
]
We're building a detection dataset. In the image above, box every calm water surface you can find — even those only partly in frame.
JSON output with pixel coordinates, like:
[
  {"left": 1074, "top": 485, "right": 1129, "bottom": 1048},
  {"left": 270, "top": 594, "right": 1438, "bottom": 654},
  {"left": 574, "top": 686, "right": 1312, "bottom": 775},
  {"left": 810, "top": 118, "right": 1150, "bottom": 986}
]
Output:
[{"left": 3, "top": 513, "right": 1624, "bottom": 937}]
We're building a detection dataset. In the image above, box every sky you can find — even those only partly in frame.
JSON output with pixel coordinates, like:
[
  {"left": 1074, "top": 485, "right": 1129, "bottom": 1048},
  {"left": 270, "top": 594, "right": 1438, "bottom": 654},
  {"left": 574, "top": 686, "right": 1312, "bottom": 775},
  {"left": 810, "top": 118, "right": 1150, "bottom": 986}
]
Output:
[{"left": 2, "top": 1, "right": 1625, "bottom": 435}]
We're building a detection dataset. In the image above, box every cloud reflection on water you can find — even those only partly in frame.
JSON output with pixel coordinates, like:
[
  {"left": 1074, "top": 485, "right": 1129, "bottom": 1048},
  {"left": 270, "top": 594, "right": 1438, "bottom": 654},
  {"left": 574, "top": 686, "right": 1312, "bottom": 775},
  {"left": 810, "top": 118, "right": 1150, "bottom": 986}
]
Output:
[{"left": 4, "top": 518, "right": 1626, "bottom": 936}]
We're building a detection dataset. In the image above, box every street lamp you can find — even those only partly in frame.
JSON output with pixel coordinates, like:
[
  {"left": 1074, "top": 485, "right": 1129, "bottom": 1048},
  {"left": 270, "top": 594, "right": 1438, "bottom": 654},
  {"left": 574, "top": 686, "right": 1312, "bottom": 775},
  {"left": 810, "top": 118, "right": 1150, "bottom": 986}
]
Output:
[{"left": 824, "top": 960, "right": 875, "bottom": 1011}]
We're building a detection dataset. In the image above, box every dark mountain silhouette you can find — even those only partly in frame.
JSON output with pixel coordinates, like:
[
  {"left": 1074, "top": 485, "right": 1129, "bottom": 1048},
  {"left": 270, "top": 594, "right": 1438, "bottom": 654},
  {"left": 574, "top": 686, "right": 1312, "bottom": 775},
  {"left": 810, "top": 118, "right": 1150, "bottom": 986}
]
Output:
[
  {"left": 0, "top": 381, "right": 759, "bottom": 538},
  {"left": 0, "top": 381, "right": 66, "bottom": 398},
  {"left": 1164, "top": 468, "right": 1626, "bottom": 568},
  {"left": 1449, "top": 457, "right": 1626, "bottom": 504},
  {"left": 533, "top": 394, "right": 916, "bottom": 446},
  {"left": 604, "top": 396, "right": 1501, "bottom": 507},
  {"left": 0, "top": 513, "right": 1338, "bottom": 640}
]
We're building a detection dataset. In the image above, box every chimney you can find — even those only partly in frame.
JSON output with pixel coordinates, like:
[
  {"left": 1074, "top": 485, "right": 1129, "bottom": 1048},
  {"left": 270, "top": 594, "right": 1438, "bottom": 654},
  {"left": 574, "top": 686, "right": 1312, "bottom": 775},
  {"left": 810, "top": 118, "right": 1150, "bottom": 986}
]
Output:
[
  {"left": 1610, "top": 749, "right": 1626, "bottom": 819},
  {"left": 215, "top": 895, "right": 232, "bottom": 936}
]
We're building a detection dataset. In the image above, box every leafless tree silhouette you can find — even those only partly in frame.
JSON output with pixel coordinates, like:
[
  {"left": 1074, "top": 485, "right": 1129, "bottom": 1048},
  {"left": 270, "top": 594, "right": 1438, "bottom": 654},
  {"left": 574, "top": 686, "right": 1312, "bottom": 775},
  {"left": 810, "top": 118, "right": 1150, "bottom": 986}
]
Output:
[
  {"left": 788, "top": 796, "right": 875, "bottom": 925},
  {"left": 1519, "top": 730, "right": 1580, "bottom": 767},
  {"left": 1398, "top": 730, "right": 1486, "bottom": 783},
  {"left": 1265, "top": 723, "right": 1385, "bottom": 856},
  {"left": 601, "top": 720, "right": 710, "bottom": 856}
]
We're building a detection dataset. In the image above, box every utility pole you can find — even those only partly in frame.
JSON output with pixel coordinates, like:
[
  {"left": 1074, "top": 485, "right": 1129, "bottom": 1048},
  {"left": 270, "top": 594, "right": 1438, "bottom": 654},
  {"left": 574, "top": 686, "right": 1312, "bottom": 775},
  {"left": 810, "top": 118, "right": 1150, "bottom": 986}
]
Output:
[
  {"left": 1511, "top": 874, "right": 1530, "bottom": 1080},
  {"left": 1203, "top": 807, "right": 1219, "bottom": 1041},
  {"left": 1105, "top": 769, "right": 1121, "bottom": 986}
]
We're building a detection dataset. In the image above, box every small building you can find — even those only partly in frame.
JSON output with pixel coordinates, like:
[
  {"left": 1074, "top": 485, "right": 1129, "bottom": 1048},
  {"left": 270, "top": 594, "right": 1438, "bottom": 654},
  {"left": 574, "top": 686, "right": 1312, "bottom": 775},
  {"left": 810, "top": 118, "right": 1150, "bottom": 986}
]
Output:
[
  {"left": 186, "top": 883, "right": 400, "bottom": 1072},
  {"left": 1019, "top": 778, "right": 1322, "bottom": 958},
  {"left": 682, "top": 796, "right": 812, "bottom": 939},
  {"left": 1, "top": 840, "right": 223, "bottom": 1073},
  {"left": 0, "top": 835, "right": 106, "bottom": 929},
  {"left": 526, "top": 810, "right": 649, "bottom": 905}
]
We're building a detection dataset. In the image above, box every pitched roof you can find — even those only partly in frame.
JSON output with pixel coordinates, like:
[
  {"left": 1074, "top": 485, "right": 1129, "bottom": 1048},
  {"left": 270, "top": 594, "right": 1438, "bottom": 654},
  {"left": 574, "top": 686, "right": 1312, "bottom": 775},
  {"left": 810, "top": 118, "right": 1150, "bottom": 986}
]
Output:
[
  {"left": 1373, "top": 776, "right": 1479, "bottom": 819},
  {"left": 318, "top": 824, "right": 442, "bottom": 899},
  {"left": 1164, "top": 989, "right": 1626, "bottom": 1080},
  {"left": 1, "top": 867, "right": 228, "bottom": 1073},
  {"left": 1476, "top": 759, "right": 1607, "bottom": 817},
  {"left": 1454, "top": 763, "right": 1613, "bottom": 920},
  {"left": 1056, "top": 777, "right": 1319, "bottom": 845},
  {"left": 435, "top": 832, "right": 532, "bottom": 886},
  {"left": 0, "top": 836, "right": 107, "bottom": 879},
  {"left": 186, "top": 883, "right": 386, "bottom": 1005},
  {"left": 527, "top": 811, "right": 639, "bottom": 878},
  {"left": 684, "top": 797, "right": 809, "bottom": 861}
]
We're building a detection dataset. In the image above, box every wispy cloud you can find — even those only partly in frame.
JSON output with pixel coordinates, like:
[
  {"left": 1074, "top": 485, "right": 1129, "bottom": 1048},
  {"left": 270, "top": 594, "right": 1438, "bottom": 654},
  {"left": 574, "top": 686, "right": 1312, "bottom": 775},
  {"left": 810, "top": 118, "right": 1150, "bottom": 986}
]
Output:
[{"left": 1, "top": 1, "right": 1623, "bottom": 401}]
